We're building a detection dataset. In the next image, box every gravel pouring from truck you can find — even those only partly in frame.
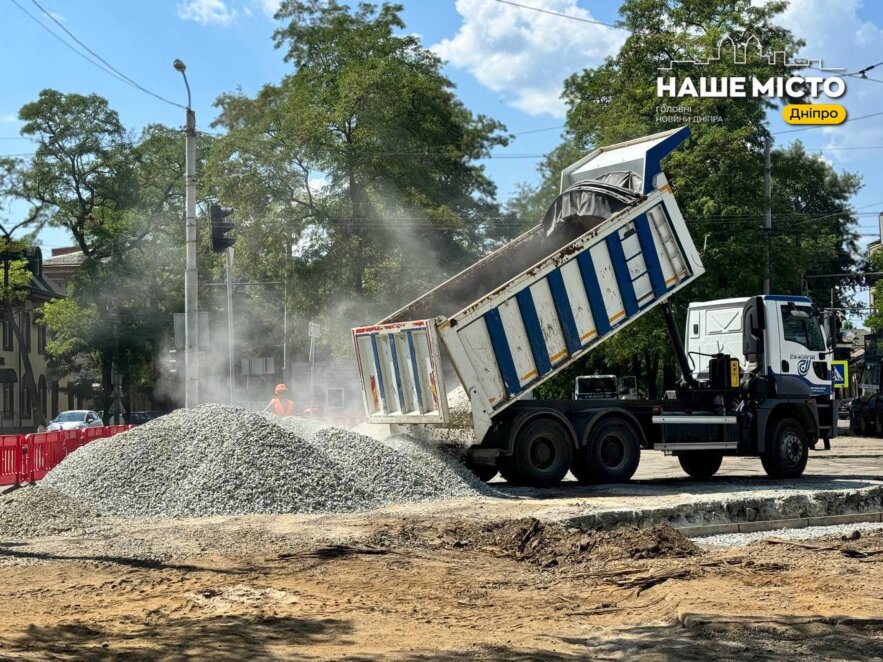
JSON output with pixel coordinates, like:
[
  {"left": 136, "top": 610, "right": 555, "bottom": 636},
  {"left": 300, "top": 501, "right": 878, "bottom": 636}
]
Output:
[{"left": 352, "top": 127, "right": 836, "bottom": 487}]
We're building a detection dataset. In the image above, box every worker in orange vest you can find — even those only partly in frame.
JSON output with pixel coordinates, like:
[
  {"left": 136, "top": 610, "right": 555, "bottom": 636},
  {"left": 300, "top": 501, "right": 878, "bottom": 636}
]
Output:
[{"left": 264, "top": 383, "right": 295, "bottom": 417}]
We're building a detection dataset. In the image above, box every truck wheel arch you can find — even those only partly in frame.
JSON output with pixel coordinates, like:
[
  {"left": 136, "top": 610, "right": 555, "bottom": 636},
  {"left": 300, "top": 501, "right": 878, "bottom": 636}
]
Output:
[
  {"left": 760, "top": 402, "right": 817, "bottom": 453},
  {"left": 580, "top": 409, "right": 648, "bottom": 449},
  {"left": 503, "top": 409, "right": 578, "bottom": 455}
]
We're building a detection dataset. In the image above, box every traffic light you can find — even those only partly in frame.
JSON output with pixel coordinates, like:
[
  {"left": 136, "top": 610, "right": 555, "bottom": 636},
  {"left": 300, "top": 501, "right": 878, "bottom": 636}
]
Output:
[{"left": 210, "top": 204, "right": 235, "bottom": 253}]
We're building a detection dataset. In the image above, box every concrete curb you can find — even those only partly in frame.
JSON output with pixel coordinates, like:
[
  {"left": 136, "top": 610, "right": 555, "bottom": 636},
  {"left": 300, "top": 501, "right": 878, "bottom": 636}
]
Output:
[{"left": 677, "top": 511, "right": 883, "bottom": 538}]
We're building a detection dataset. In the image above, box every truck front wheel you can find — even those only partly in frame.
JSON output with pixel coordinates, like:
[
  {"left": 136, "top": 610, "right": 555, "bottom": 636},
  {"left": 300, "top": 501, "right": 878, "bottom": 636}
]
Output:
[
  {"left": 677, "top": 451, "right": 723, "bottom": 479},
  {"left": 761, "top": 417, "right": 809, "bottom": 479},
  {"left": 503, "top": 418, "right": 573, "bottom": 487},
  {"left": 572, "top": 418, "right": 640, "bottom": 484}
]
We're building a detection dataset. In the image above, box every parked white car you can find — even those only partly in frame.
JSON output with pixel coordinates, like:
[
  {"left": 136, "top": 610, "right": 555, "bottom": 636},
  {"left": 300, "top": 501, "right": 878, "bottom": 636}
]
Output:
[{"left": 46, "top": 410, "right": 104, "bottom": 431}]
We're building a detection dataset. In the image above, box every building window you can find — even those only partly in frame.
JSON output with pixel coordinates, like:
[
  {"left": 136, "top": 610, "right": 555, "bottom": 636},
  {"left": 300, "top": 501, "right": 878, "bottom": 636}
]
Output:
[
  {"left": 2, "top": 383, "right": 13, "bottom": 420},
  {"left": 21, "top": 381, "right": 31, "bottom": 419},
  {"left": 1, "top": 317, "right": 11, "bottom": 352},
  {"left": 37, "top": 324, "right": 46, "bottom": 354},
  {"left": 20, "top": 313, "right": 30, "bottom": 351},
  {"left": 325, "top": 387, "right": 345, "bottom": 410},
  {"left": 38, "top": 376, "right": 47, "bottom": 418}
]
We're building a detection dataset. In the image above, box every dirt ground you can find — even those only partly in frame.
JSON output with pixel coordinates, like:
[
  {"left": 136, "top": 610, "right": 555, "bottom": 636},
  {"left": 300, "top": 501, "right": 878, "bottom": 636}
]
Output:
[{"left": 1, "top": 433, "right": 882, "bottom": 661}]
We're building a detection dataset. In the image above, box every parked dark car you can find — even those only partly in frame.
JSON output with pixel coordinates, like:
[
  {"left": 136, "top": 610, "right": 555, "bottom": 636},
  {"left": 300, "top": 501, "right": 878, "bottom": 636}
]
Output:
[
  {"left": 838, "top": 399, "right": 852, "bottom": 420},
  {"left": 126, "top": 411, "right": 164, "bottom": 426}
]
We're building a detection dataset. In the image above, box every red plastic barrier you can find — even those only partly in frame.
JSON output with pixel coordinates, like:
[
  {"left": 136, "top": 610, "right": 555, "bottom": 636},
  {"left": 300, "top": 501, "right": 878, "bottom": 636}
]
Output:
[
  {"left": 0, "top": 434, "right": 23, "bottom": 486},
  {"left": 25, "top": 431, "right": 69, "bottom": 482},
  {"left": 1, "top": 425, "right": 132, "bottom": 485},
  {"left": 80, "top": 426, "right": 110, "bottom": 443}
]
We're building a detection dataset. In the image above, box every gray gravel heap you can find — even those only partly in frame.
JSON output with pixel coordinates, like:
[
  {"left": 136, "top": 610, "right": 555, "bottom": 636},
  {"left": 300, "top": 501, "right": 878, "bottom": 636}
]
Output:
[
  {"left": 383, "top": 434, "right": 492, "bottom": 496},
  {"left": 271, "top": 414, "right": 331, "bottom": 439},
  {"left": 311, "top": 426, "right": 491, "bottom": 503},
  {"left": 38, "top": 406, "right": 488, "bottom": 520},
  {"left": 44, "top": 405, "right": 379, "bottom": 518}
]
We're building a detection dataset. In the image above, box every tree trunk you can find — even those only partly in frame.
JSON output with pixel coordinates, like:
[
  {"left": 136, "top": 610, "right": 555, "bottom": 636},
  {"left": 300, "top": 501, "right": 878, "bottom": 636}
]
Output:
[
  {"left": 644, "top": 351, "right": 659, "bottom": 399},
  {"left": 631, "top": 353, "right": 642, "bottom": 393},
  {"left": 101, "top": 352, "right": 113, "bottom": 424},
  {"left": 663, "top": 363, "right": 677, "bottom": 391}
]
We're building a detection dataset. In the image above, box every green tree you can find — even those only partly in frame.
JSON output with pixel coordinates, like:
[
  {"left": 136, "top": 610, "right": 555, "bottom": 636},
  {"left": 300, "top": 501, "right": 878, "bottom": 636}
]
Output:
[
  {"left": 518, "top": 0, "right": 859, "bottom": 395},
  {"left": 12, "top": 91, "right": 189, "bottom": 416},
  {"left": 207, "top": 0, "right": 509, "bottom": 355},
  {"left": 16, "top": 90, "right": 137, "bottom": 256}
]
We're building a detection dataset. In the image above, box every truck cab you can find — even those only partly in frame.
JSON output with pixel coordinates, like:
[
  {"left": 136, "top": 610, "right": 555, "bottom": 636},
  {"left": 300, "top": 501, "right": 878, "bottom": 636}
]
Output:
[{"left": 687, "top": 295, "right": 833, "bottom": 399}]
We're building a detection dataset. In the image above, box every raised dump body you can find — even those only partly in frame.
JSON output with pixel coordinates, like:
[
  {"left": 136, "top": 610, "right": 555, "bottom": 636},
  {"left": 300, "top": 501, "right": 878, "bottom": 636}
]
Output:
[{"left": 352, "top": 127, "right": 704, "bottom": 443}]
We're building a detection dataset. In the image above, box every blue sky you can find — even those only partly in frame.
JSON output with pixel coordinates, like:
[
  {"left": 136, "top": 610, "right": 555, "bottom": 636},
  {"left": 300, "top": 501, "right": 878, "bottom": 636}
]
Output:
[{"left": 1, "top": 0, "right": 882, "bottom": 310}]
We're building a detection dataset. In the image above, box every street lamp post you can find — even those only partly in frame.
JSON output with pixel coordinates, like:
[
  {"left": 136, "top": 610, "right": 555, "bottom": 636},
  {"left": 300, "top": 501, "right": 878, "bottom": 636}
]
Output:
[{"left": 174, "top": 59, "right": 199, "bottom": 408}]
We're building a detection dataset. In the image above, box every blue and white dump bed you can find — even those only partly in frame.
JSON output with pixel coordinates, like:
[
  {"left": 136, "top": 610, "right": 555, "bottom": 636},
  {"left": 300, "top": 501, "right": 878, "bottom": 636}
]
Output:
[{"left": 352, "top": 127, "right": 704, "bottom": 443}]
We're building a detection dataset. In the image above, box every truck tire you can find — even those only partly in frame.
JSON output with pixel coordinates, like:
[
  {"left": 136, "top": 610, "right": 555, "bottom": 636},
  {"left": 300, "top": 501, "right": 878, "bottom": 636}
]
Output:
[
  {"left": 761, "top": 417, "right": 809, "bottom": 479},
  {"left": 677, "top": 451, "right": 723, "bottom": 479},
  {"left": 506, "top": 418, "right": 573, "bottom": 487},
  {"left": 572, "top": 418, "right": 640, "bottom": 484}
]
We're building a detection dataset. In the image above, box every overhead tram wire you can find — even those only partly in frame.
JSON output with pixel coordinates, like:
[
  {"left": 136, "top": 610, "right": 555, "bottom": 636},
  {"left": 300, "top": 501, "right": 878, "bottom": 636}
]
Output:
[
  {"left": 29, "top": 0, "right": 185, "bottom": 109},
  {"left": 493, "top": 0, "right": 626, "bottom": 30},
  {"left": 8, "top": 0, "right": 185, "bottom": 110},
  {"left": 7, "top": 0, "right": 136, "bottom": 88}
]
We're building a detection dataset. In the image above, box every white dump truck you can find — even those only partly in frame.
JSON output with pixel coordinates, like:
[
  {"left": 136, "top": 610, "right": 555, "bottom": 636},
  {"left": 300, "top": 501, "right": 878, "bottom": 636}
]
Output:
[{"left": 352, "top": 127, "right": 837, "bottom": 486}]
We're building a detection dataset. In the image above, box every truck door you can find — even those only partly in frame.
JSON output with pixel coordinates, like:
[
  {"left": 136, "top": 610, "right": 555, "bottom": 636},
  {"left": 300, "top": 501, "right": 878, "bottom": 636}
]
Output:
[{"left": 770, "top": 300, "right": 831, "bottom": 397}]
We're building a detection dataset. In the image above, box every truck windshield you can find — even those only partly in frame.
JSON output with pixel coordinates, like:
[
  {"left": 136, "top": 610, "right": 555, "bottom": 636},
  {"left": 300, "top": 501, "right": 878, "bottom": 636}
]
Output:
[
  {"left": 577, "top": 377, "right": 616, "bottom": 394},
  {"left": 780, "top": 305, "right": 825, "bottom": 352}
]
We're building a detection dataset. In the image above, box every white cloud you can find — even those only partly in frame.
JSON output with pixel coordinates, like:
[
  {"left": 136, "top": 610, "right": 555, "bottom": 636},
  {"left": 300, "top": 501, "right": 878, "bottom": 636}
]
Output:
[
  {"left": 1, "top": 114, "right": 19, "bottom": 123},
  {"left": 177, "top": 0, "right": 237, "bottom": 26},
  {"left": 259, "top": 0, "right": 280, "bottom": 17},
  {"left": 772, "top": 0, "right": 883, "bottom": 155},
  {"left": 432, "top": 0, "right": 625, "bottom": 118}
]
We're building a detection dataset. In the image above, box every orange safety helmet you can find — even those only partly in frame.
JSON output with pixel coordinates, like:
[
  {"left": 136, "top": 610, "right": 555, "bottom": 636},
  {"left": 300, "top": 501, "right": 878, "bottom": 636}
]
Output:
[{"left": 274, "top": 383, "right": 289, "bottom": 395}]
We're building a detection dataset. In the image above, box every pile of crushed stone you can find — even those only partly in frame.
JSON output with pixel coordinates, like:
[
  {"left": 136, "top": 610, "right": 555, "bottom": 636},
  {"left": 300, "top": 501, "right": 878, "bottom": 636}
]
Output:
[{"left": 24, "top": 405, "right": 490, "bottom": 523}]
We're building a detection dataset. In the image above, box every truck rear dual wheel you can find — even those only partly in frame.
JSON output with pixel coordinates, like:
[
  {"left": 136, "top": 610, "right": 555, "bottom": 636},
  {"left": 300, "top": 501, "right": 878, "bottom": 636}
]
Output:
[
  {"left": 677, "top": 451, "right": 723, "bottom": 480},
  {"left": 761, "top": 417, "right": 809, "bottom": 479},
  {"left": 499, "top": 419, "right": 573, "bottom": 487},
  {"left": 571, "top": 418, "right": 640, "bottom": 484}
]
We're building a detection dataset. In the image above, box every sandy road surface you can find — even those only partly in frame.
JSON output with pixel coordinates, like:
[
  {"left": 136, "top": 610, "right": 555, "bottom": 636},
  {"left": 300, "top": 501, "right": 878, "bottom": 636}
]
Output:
[{"left": 0, "top": 433, "right": 881, "bottom": 660}]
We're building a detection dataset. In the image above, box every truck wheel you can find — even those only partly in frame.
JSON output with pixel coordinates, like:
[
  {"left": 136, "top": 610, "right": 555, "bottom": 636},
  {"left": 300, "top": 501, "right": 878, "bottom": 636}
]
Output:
[
  {"left": 677, "top": 452, "right": 723, "bottom": 479},
  {"left": 850, "top": 406, "right": 865, "bottom": 435},
  {"left": 761, "top": 417, "right": 809, "bottom": 479},
  {"left": 572, "top": 418, "right": 640, "bottom": 484},
  {"left": 508, "top": 419, "right": 573, "bottom": 487}
]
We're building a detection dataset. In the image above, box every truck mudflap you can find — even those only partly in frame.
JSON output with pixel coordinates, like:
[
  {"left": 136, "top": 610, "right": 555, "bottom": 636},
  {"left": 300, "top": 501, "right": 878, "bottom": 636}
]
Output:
[{"left": 352, "top": 319, "right": 450, "bottom": 425}]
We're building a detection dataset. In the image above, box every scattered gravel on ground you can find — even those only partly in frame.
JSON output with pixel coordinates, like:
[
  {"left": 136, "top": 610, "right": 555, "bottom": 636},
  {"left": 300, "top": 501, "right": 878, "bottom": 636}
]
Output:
[
  {"left": 0, "top": 486, "right": 106, "bottom": 538},
  {"left": 695, "top": 521, "right": 883, "bottom": 547}
]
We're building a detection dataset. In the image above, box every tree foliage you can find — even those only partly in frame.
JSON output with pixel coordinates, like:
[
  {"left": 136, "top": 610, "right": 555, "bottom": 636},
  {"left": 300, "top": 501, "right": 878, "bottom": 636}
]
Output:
[
  {"left": 207, "top": 0, "right": 509, "bottom": 354},
  {"left": 525, "top": 0, "right": 860, "bottom": 396}
]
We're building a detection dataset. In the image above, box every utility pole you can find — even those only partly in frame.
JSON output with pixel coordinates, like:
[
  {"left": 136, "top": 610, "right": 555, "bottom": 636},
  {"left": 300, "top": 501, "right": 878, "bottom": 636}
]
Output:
[
  {"left": 763, "top": 135, "right": 772, "bottom": 295},
  {"left": 175, "top": 59, "right": 199, "bottom": 408},
  {"left": 226, "top": 246, "right": 234, "bottom": 405}
]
